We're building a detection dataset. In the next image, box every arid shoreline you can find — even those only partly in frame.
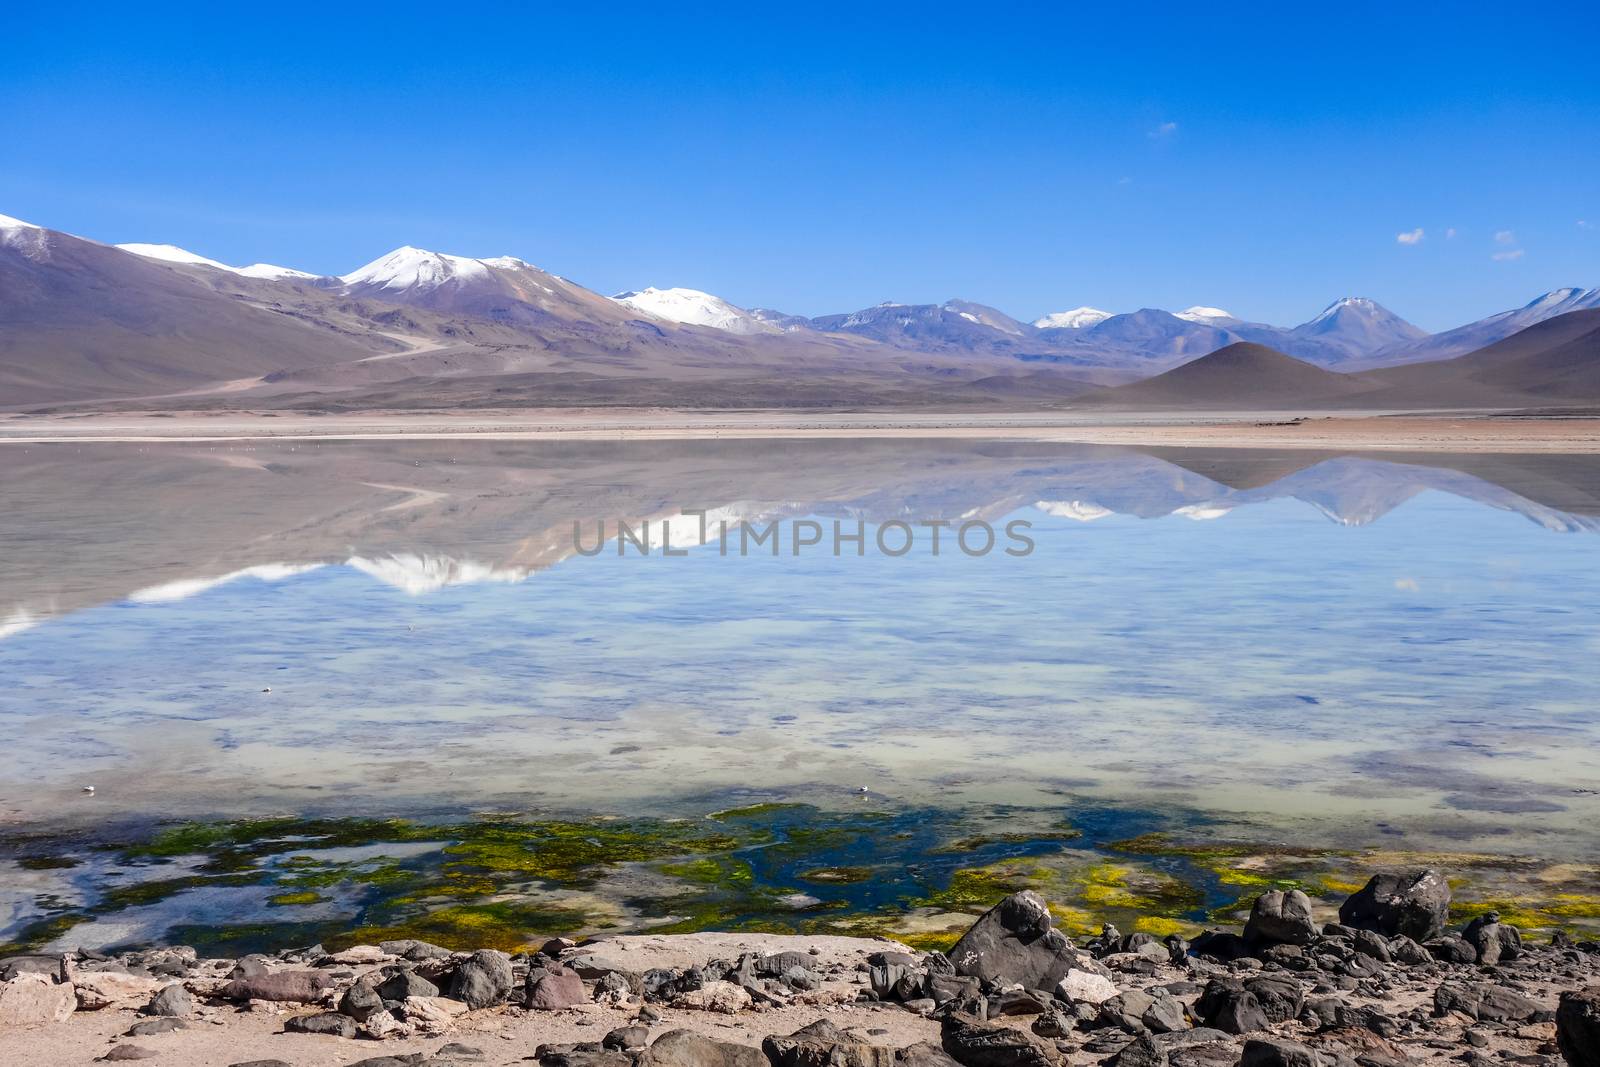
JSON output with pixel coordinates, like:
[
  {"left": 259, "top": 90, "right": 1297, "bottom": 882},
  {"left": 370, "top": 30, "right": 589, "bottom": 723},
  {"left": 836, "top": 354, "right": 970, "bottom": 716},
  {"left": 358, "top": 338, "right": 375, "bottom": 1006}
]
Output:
[{"left": 3, "top": 410, "right": 1600, "bottom": 453}]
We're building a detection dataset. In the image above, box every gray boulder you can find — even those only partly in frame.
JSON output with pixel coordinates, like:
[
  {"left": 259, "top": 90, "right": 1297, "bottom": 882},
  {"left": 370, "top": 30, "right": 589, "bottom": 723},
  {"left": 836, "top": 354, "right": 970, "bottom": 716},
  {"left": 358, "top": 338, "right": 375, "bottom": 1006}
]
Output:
[
  {"left": 1243, "top": 890, "right": 1318, "bottom": 947},
  {"left": 947, "top": 891, "right": 1081, "bottom": 991},
  {"left": 637, "top": 1029, "right": 767, "bottom": 1067},
  {"left": 143, "top": 983, "right": 192, "bottom": 1017},
  {"left": 1337, "top": 869, "right": 1450, "bottom": 941},
  {"left": 448, "top": 949, "right": 514, "bottom": 1009}
]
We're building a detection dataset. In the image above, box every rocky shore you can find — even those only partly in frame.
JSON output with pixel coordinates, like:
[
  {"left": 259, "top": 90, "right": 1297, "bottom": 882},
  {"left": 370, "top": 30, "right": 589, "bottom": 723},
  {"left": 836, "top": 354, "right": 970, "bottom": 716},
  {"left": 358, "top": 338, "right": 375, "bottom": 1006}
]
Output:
[{"left": 4, "top": 868, "right": 1600, "bottom": 1067}]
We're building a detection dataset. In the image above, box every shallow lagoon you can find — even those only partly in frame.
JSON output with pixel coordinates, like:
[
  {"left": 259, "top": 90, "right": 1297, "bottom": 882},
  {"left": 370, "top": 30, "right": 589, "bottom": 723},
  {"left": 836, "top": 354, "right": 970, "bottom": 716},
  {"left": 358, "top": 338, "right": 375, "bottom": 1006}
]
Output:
[{"left": 2, "top": 440, "right": 1599, "bottom": 951}]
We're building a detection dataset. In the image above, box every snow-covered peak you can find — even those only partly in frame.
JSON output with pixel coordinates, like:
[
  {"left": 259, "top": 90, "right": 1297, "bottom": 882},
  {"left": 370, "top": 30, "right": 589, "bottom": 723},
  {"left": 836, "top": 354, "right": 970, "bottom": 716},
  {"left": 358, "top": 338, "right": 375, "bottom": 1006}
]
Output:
[
  {"left": 1034, "top": 499, "right": 1114, "bottom": 522},
  {"left": 341, "top": 246, "right": 533, "bottom": 292},
  {"left": 611, "top": 286, "right": 776, "bottom": 334},
  {"left": 117, "top": 243, "right": 234, "bottom": 271},
  {"left": 236, "top": 262, "right": 319, "bottom": 281},
  {"left": 1305, "top": 296, "right": 1383, "bottom": 325},
  {"left": 0, "top": 212, "right": 47, "bottom": 253},
  {"left": 118, "top": 242, "right": 317, "bottom": 282},
  {"left": 1519, "top": 287, "right": 1600, "bottom": 314},
  {"left": 1173, "top": 305, "right": 1238, "bottom": 324},
  {"left": 1033, "top": 306, "right": 1113, "bottom": 330}
]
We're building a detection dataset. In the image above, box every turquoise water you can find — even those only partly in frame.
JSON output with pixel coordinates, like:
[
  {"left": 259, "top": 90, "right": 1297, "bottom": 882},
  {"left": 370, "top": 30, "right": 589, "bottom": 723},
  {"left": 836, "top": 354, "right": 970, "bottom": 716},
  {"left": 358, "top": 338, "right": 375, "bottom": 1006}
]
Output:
[
  {"left": 1, "top": 445, "right": 1597, "bottom": 849},
  {"left": 3, "top": 441, "right": 1600, "bottom": 951}
]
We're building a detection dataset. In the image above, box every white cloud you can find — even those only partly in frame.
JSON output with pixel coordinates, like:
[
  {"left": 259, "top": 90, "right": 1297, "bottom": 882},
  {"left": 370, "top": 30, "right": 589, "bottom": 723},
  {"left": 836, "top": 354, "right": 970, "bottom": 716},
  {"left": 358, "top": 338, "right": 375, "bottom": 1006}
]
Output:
[
  {"left": 1581, "top": 220, "right": 1593, "bottom": 230},
  {"left": 1149, "top": 121, "right": 1178, "bottom": 139},
  {"left": 1494, "top": 229, "right": 1516, "bottom": 244},
  {"left": 1445, "top": 227, "right": 1457, "bottom": 239},
  {"left": 1396, "top": 228, "right": 1425, "bottom": 245},
  {"left": 1492, "top": 249, "right": 1526, "bottom": 262}
]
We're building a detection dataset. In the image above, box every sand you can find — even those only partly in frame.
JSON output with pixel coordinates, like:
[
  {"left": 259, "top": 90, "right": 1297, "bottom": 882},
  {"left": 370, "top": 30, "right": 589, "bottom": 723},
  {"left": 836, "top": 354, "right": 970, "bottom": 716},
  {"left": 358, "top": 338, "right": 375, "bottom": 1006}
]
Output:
[
  {"left": 0, "top": 933, "right": 939, "bottom": 1067},
  {"left": 1, "top": 410, "right": 1598, "bottom": 452}
]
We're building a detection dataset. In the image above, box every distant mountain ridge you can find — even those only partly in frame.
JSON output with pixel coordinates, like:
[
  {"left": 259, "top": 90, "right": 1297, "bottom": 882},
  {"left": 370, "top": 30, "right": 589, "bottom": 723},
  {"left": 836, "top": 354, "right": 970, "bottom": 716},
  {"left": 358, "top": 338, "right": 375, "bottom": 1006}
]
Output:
[{"left": 2, "top": 208, "right": 1597, "bottom": 410}]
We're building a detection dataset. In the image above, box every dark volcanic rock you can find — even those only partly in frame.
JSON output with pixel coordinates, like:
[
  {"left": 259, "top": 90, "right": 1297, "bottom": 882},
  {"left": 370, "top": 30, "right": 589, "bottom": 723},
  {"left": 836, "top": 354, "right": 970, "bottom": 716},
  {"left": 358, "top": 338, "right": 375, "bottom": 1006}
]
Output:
[
  {"left": 940, "top": 1015, "right": 1062, "bottom": 1067},
  {"left": 1338, "top": 869, "right": 1451, "bottom": 942},
  {"left": 947, "top": 891, "right": 1081, "bottom": 991},
  {"left": 1189, "top": 930, "right": 1251, "bottom": 963},
  {"left": 637, "top": 1029, "right": 768, "bottom": 1067},
  {"left": 448, "top": 949, "right": 514, "bottom": 1008},
  {"left": 1559, "top": 987, "right": 1600, "bottom": 1067},
  {"left": 603, "top": 1025, "right": 651, "bottom": 1051},
  {"left": 338, "top": 978, "right": 385, "bottom": 1021},
  {"left": 284, "top": 1010, "right": 358, "bottom": 1037},
  {"left": 764, "top": 1019, "right": 896, "bottom": 1067},
  {"left": 1461, "top": 913, "right": 1523, "bottom": 965},
  {"left": 1434, "top": 981, "right": 1541, "bottom": 1022},
  {"left": 1243, "top": 890, "right": 1318, "bottom": 948},
  {"left": 377, "top": 969, "right": 441, "bottom": 1000},
  {"left": 1240, "top": 1037, "right": 1322, "bottom": 1067},
  {"left": 895, "top": 1044, "right": 964, "bottom": 1067},
  {"left": 102, "top": 1047, "right": 160, "bottom": 1062},
  {"left": 1196, "top": 975, "right": 1302, "bottom": 1035},
  {"left": 537, "top": 1046, "right": 633, "bottom": 1067}
]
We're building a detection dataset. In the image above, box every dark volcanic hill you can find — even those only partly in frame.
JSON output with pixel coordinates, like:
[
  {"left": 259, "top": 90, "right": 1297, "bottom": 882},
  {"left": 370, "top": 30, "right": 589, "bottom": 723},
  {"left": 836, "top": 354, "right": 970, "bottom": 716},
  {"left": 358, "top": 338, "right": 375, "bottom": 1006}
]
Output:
[
  {"left": 1368, "top": 308, "right": 1600, "bottom": 406},
  {"left": 1077, "top": 342, "right": 1383, "bottom": 408}
]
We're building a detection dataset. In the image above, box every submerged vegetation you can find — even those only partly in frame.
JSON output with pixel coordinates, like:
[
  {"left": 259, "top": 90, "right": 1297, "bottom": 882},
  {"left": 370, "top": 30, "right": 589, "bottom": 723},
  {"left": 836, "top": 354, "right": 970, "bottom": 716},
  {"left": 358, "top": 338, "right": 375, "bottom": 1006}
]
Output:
[{"left": 4, "top": 805, "right": 1598, "bottom": 957}]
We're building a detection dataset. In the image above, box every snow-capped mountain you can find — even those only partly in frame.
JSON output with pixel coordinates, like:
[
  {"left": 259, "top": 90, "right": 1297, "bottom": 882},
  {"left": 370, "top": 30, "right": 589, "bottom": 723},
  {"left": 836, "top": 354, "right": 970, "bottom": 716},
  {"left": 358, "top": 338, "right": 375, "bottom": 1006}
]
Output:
[
  {"left": 340, "top": 246, "right": 629, "bottom": 326},
  {"left": 1289, "top": 296, "right": 1426, "bottom": 356},
  {"left": 1033, "top": 307, "right": 1113, "bottom": 330},
  {"left": 340, "top": 246, "right": 530, "bottom": 292},
  {"left": 117, "top": 242, "right": 318, "bottom": 281},
  {"left": 1378, "top": 287, "right": 1600, "bottom": 364},
  {"left": 1173, "top": 306, "right": 1239, "bottom": 325},
  {"left": 611, "top": 287, "right": 777, "bottom": 334}
]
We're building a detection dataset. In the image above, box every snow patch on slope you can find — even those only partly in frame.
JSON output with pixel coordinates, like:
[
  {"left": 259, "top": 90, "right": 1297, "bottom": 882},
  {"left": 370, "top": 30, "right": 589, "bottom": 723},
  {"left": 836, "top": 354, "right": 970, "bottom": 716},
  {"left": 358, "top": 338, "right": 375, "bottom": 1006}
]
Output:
[
  {"left": 611, "top": 287, "right": 776, "bottom": 334},
  {"left": 1034, "top": 499, "right": 1114, "bottom": 522},
  {"left": 1173, "top": 306, "right": 1237, "bottom": 324},
  {"left": 118, "top": 242, "right": 316, "bottom": 281},
  {"left": 1033, "top": 307, "right": 1113, "bottom": 330}
]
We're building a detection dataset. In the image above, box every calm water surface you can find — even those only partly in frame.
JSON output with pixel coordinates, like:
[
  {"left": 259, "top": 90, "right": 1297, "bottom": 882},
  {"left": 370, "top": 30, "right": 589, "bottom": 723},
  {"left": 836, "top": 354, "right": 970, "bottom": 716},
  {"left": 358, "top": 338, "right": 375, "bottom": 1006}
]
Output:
[{"left": 2, "top": 440, "right": 1598, "bottom": 950}]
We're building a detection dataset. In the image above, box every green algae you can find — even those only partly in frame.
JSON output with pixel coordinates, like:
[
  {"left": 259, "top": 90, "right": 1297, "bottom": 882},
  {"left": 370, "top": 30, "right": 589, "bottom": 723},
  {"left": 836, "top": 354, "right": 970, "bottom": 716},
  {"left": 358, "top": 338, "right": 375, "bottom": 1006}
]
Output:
[
  {"left": 267, "top": 891, "right": 325, "bottom": 907},
  {"left": 11, "top": 806, "right": 1600, "bottom": 956}
]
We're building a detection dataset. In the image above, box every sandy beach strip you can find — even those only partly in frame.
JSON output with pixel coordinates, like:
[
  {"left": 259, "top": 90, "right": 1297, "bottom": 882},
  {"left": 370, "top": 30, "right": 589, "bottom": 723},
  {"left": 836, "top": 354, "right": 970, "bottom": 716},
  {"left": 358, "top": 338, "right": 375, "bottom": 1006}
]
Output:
[{"left": 1, "top": 410, "right": 1599, "bottom": 452}]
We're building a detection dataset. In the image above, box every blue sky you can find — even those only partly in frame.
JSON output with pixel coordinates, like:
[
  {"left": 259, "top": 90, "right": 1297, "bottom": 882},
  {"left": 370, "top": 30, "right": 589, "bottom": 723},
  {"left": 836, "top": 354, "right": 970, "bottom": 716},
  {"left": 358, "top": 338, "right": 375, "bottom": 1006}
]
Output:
[{"left": 4, "top": 3, "right": 1597, "bottom": 330}]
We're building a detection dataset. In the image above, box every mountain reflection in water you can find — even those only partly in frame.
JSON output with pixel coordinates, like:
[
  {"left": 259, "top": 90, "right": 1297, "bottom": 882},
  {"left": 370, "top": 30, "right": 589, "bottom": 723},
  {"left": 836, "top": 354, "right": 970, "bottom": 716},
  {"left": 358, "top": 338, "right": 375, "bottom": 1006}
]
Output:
[{"left": 0, "top": 439, "right": 1597, "bottom": 859}]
